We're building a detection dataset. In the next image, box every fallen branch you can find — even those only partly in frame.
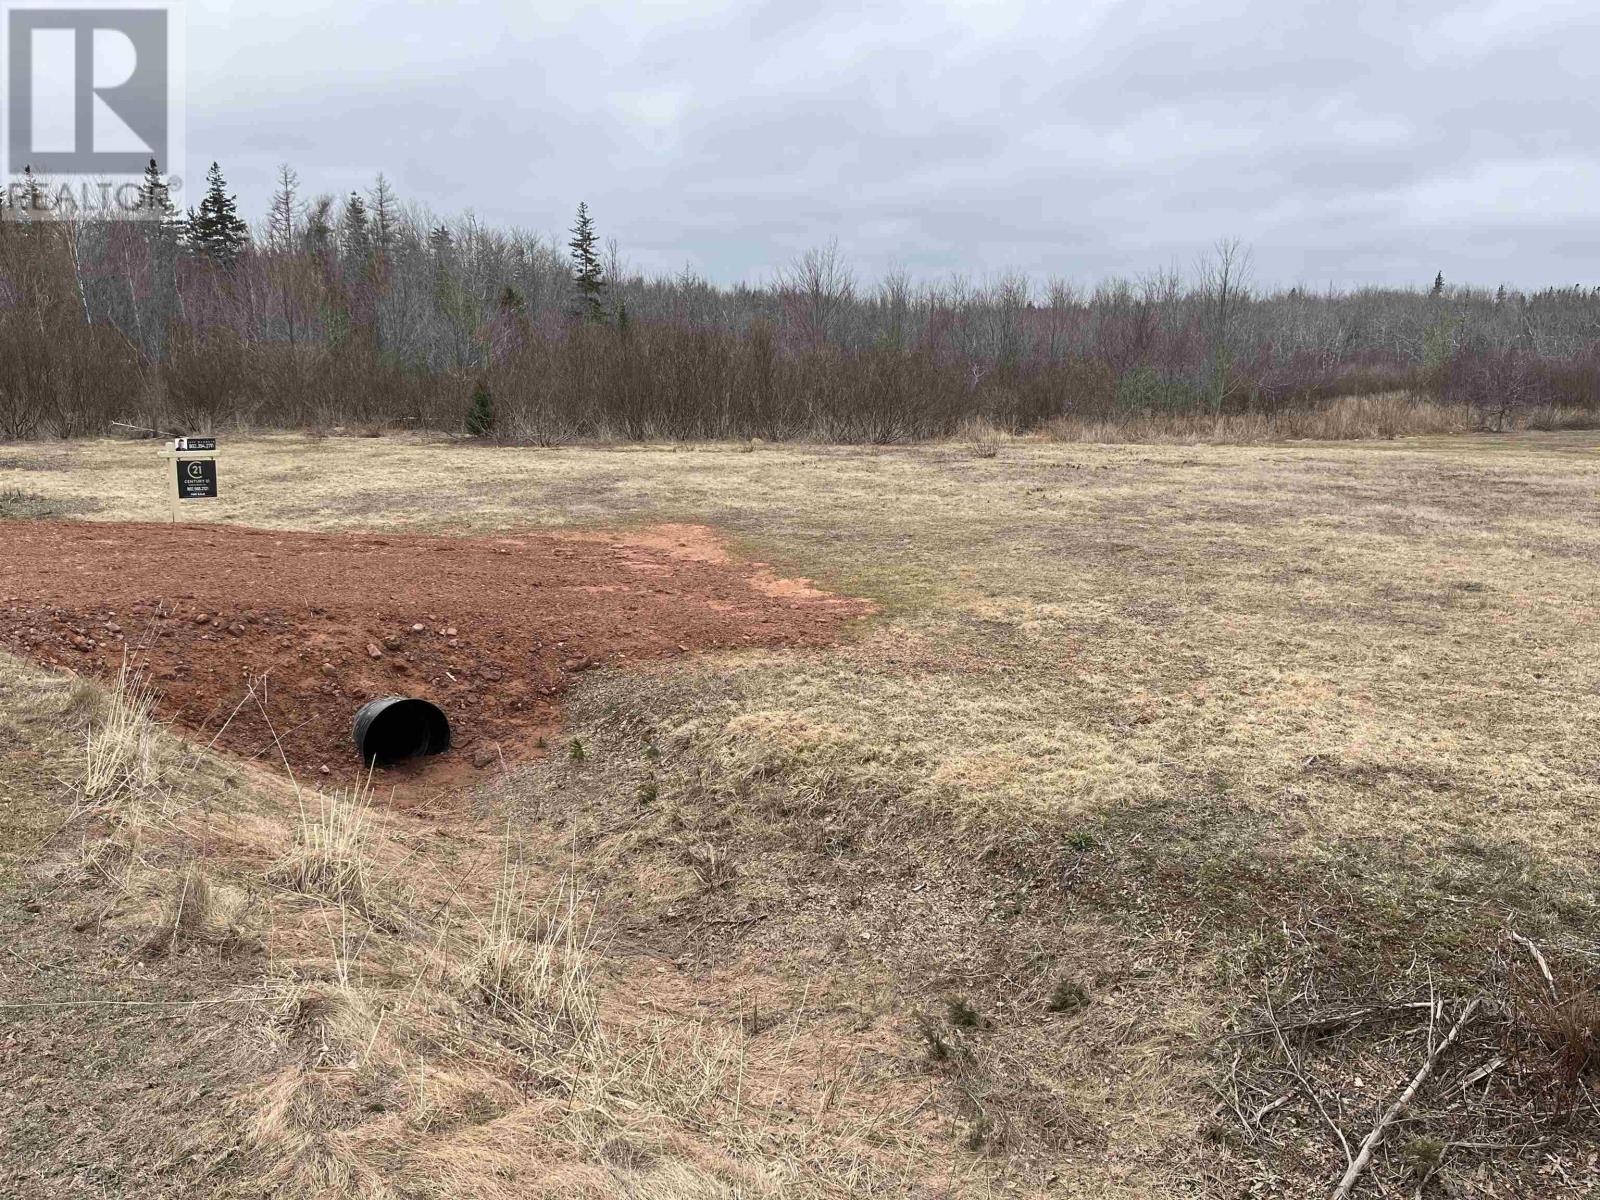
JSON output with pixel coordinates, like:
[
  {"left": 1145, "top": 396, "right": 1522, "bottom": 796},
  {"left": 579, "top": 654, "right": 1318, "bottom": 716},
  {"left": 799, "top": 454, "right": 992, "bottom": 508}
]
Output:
[
  {"left": 1252, "top": 1092, "right": 1293, "bottom": 1128},
  {"left": 1509, "top": 931, "right": 1557, "bottom": 1001},
  {"left": 1229, "top": 1001, "right": 1437, "bottom": 1040},
  {"left": 1455, "top": 1054, "right": 1505, "bottom": 1091},
  {"left": 1330, "top": 995, "right": 1483, "bottom": 1200}
]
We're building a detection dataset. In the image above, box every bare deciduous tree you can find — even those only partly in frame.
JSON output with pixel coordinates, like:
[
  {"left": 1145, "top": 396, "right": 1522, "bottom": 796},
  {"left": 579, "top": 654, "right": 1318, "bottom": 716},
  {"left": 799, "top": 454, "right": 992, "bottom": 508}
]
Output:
[
  {"left": 777, "top": 239, "right": 855, "bottom": 350},
  {"left": 1197, "top": 237, "right": 1253, "bottom": 413}
]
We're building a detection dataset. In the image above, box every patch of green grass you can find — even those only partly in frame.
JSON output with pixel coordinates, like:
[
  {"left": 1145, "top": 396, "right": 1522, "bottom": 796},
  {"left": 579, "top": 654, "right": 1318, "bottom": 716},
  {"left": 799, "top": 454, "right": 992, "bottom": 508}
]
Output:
[
  {"left": 1047, "top": 979, "right": 1089, "bottom": 1015},
  {"left": 0, "top": 489, "right": 93, "bottom": 520},
  {"left": 0, "top": 454, "right": 55, "bottom": 471},
  {"left": 964, "top": 1113, "right": 994, "bottom": 1150},
  {"left": 916, "top": 1016, "right": 952, "bottom": 1064},
  {"left": 946, "top": 996, "right": 981, "bottom": 1028}
]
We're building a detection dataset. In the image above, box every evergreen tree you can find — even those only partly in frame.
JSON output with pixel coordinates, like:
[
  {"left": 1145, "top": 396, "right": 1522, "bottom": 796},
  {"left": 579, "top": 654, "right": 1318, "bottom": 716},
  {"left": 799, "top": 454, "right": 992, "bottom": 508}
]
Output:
[
  {"left": 465, "top": 379, "right": 495, "bottom": 436},
  {"left": 18, "top": 166, "right": 45, "bottom": 217},
  {"left": 428, "top": 224, "right": 453, "bottom": 255},
  {"left": 1430, "top": 271, "right": 1445, "bottom": 297},
  {"left": 185, "top": 163, "right": 249, "bottom": 267},
  {"left": 567, "top": 202, "right": 606, "bottom": 322},
  {"left": 369, "top": 173, "right": 398, "bottom": 255},
  {"left": 134, "top": 158, "right": 180, "bottom": 231},
  {"left": 339, "top": 192, "right": 370, "bottom": 263},
  {"left": 304, "top": 195, "right": 335, "bottom": 258}
]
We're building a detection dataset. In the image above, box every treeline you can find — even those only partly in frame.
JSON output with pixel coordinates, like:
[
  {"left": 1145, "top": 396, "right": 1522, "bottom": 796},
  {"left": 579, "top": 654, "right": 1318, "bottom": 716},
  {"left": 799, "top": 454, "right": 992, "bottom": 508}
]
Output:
[{"left": 2, "top": 161, "right": 1600, "bottom": 441}]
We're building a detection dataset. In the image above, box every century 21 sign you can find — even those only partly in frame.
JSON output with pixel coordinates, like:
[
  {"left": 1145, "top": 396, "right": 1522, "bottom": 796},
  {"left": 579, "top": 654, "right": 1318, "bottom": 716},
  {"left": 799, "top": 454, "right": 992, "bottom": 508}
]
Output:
[
  {"left": 159, "top": 437, "right": 220, "bottom": 520},
  {"left": 178, "top": 457, "right": 217, "bottom": 499}
]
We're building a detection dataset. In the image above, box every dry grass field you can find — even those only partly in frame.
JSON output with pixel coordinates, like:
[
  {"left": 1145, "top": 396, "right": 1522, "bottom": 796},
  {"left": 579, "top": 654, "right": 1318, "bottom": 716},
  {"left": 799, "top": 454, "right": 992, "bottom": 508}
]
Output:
[{"left": 3, "top": 430, "right": 1599, "bottom": 1197}]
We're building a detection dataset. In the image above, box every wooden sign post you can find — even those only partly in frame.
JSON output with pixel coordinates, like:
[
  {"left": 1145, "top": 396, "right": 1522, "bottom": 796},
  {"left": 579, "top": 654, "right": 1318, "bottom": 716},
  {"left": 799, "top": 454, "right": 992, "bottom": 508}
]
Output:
[{"left": 157, "top": 437, "right": 221, "bottom": 522}]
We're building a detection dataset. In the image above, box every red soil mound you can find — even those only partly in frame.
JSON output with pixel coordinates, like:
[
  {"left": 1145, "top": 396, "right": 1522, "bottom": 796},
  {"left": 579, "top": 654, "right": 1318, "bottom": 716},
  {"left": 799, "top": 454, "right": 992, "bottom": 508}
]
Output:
[{"left": 0, "top": 520, "right": 871, "bottom": 789}]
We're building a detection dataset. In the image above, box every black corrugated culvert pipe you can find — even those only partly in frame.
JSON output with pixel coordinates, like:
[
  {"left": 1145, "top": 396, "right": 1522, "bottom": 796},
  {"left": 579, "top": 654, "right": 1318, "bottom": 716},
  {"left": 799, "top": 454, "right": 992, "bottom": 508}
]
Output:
[{"left": 352, "top": 696, "right": 451, "bottom": 767}]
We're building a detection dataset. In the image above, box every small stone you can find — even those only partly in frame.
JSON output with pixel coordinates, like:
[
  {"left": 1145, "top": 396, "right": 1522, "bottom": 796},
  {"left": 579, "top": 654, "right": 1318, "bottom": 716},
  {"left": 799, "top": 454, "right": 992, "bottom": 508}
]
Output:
[
  {"left": 194, "top": 613, "right": 210, "bottom": 624},
  {"left": 366, "top": 643, "right": 382, "bottom": 659},
  {"left": 229, "top": 623, "right": 245, "bottom": 636},
  {"left": 444, "top": 627, "right": 457, "bottom": 637},
  {"left": 411, "top": 623, "right": 426, "bottom": 632},
  {"left": 320, "top": 662, "right": 335, "bottom": 675},
  {"left": 105, "top": 622, "right": 121, "bottom": 633},
  {"left": 318, "top": 765, "right": 331, "bottom": 775}
]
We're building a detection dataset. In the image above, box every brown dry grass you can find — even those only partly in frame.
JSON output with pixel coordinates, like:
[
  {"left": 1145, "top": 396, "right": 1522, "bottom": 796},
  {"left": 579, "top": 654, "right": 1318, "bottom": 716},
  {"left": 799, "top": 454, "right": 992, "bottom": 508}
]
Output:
[
  {"left": 1037, "top": 394, "right": 1600, "bottom": 444},
  {"left": 4, "top": 430, "right": 1600, "bottom": 1195}
]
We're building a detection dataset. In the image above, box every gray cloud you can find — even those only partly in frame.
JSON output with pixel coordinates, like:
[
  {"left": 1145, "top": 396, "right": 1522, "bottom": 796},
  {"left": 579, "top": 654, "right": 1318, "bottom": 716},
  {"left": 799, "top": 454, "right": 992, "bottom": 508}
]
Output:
[{"left": 185, "top": 0, "right": 1600, "bottom": 288}]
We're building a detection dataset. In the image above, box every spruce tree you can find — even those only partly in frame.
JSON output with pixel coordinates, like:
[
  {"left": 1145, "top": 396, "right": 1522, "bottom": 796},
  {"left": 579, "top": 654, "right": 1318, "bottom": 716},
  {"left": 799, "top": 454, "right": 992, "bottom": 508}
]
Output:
[
  {"left": 567, "top": 202, "right": 606, "bottom": 322},
  {"left": 339, "top": 192, "right": 370, "bottom": 263},
  {"left": 134, "top": 158, "right": 180, "bottom": 232},
  {"left": 1430, "top": 271, "right": 1445, "bottom": 297},
  {"left": 304, "top": 195, "right": 335, "bottom": 257},
  {"left": 185, "top": 163, "right": 249, "bottom": 267},
  {"left": 466, "top": 379, "right": 496, "bottom": 436},
  {"left": 18, "top": 166, "right": 45, "bottom": 216},
  {"left": 369, "top": 174, "right": 398, "bottom": 255}
]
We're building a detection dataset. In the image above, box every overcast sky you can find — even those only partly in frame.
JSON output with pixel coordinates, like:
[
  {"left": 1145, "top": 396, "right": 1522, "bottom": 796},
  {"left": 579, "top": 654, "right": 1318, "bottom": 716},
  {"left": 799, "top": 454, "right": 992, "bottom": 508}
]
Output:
[{"left": 185, "top": 0, "right": 1600, "bottom": 290}]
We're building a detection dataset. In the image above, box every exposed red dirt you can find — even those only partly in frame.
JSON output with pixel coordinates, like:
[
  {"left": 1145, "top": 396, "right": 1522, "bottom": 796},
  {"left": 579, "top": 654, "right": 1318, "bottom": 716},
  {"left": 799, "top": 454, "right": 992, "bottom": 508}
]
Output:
[{"left": 0, "top": 520, "right": 872, "bottom": 793}]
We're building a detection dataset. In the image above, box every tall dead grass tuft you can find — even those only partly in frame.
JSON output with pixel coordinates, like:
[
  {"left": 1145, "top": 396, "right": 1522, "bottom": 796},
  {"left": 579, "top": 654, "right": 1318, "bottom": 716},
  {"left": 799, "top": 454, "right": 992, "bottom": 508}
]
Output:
[
  {"left": 463, "top": 856, "right": 601, "bottom": 1048},
  {"left": 1509, "top": 976, "right": 1600, "bottom": 1105},
  {"left": 141, "top": 863, "right": 214, "bottom": 955},
  {"left": 78, "top": 659, "right": 159, "bottom": 814},
  {"left": 268, "top": 777, "right": 373, "bottom": 909}
]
